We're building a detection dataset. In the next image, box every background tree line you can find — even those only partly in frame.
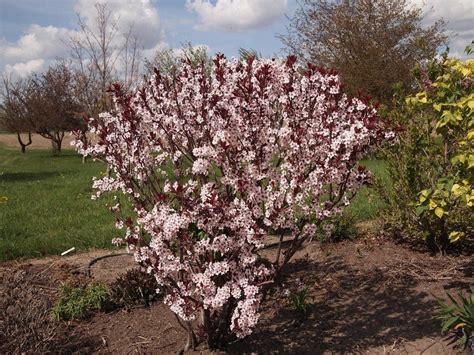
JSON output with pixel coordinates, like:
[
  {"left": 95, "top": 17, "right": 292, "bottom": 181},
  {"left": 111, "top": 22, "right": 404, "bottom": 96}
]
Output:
[
  {"left": 0, "top": 0, "right": 449, "bottom": 153},
  {"left": 0, "top": 2, "right": 143, "bottom": 154}
]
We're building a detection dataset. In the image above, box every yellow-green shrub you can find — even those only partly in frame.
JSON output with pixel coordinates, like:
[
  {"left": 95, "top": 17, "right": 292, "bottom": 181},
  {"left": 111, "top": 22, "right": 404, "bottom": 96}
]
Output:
[
  {"left": 380, "top": 46, "right": 473, "bottom": 253},
  {"left": 407, "top": 54, "right": 473, "bottom": 249}
]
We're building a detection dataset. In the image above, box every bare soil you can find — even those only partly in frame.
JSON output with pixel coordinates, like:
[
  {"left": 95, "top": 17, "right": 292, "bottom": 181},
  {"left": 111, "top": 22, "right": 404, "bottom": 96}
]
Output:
[
  {"left": 1, "top": 235, "right": 472, "bottom": 354},
  {"left": 0, "top": 133, "right": 77, "bottom": 150}
]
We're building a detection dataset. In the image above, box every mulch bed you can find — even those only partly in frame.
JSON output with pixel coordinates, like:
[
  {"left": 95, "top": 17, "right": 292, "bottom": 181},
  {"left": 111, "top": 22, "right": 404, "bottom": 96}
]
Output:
[{"left": 1, "top": 235, "right": 472, "bottom": 354}]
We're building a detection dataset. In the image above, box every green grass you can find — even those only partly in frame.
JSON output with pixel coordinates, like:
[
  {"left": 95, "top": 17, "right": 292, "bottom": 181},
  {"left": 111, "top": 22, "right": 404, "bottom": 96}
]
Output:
[
  {"left": 0, "top": 147, "right": 119, "bottom": 261},
  {"left": 346, "top": 159, "right": 390, "bottom": 222},
  {"left": 0, "top": 146, "right": 389, "bottom": 261}
]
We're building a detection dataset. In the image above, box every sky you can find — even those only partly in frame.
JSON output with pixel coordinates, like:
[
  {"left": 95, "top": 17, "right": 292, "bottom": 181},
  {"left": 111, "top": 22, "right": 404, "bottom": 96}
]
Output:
[{"left": 0, "top": 0, "right": 472, "bottom": 78}]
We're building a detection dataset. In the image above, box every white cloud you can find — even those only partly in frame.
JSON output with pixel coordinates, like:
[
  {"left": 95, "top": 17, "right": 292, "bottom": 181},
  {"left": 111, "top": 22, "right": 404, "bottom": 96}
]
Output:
[
  {"left": 186, "top": 0, "right": 288, "bottom": 32},
  {"left": 0, "top": 0, "right": 166, "bottom": 77},
  {"left": 2, "top": 25, "right": 71, "bottom": 62},
  {"left": 142, "top": 41, "right": 170, "bottom": 62},
  {"left": 411, "top": 0, "right": 474, "bottom": 57},
  {"left": 74, "top": 0, "right": 164, "bottom": 49},
  {"left": 5, "top": 59, "right": 45, "bottom": 77},
  {"left": 0, "top": 25, "right": 74, "bottom": 76}
]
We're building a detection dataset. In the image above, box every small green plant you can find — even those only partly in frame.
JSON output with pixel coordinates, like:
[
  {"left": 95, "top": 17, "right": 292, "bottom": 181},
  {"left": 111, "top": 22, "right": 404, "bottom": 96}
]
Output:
[
  {"left": 50, "top": 281, "right": 112, "bottom": 321},
  {"left": 314, "top": 212, "right": 357, "bottom": 243},
  {"left": 437, "top": 286, "right": 474, "bottom": 351},
  {"left": 110, "top": 269, "right": 162, "bottom": 308},
  {"left": 287, "top": 283, "right": 313, "bottom": 316}
]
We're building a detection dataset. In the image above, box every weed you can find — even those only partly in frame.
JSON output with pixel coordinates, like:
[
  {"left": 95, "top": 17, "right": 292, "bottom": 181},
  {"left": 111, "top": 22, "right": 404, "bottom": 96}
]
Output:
[
  {"left": 286, "top": 279, "right": 313, "bottom": 316},
  {"left": 50, "top": 281, "right": 113, "bottom": 321}
]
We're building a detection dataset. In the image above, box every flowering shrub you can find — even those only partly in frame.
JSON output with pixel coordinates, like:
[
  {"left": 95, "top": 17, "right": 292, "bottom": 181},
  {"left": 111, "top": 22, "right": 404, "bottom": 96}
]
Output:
[{"left": 74, "top": 55, "right": 386, "bottom": 349}]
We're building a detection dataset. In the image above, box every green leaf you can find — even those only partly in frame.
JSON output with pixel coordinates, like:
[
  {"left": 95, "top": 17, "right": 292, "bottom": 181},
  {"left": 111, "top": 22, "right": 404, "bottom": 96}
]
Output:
[
  {"left": 469, "top": 155, "right": 474, "bottom": 169},
  {"left": 448, "top": 231, "right": 464, "bottom": 242},
  {"left": 442, "top": 316, "right": 460, "bottom": 332},
  {"left": 451, "top": 183, "right": 462, "bottom": 196},
  {"left": 415, "top": 206, "right": 427, "bottom": 216},
  {"left": 416, "top": 92, "right": 429, "bottom": 103}
]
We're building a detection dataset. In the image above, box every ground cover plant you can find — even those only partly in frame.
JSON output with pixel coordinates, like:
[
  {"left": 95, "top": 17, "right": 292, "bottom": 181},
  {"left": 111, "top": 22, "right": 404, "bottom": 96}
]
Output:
[
  {"left": 437, "top": 286, "right": 474, "bottom": 350},
  {"left": 75, "top": 54, "right": 389, "bottom": 349},
  {"left": 49, "top": 269, "right": 162, "bottom": 321},
  {"left": 0, "top": 146, "right": 119, "bottom": 260},
  {"left": 50, "top": 281, "right": 112, "bottom": 321}
]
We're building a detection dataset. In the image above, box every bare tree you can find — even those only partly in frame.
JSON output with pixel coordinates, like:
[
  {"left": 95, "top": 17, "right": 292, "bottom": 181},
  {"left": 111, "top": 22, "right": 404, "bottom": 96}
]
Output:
[
  {"left": 279, "top": 0, "right": 448, "bottom": 101},
  {"left": 67, "top": 2, "right": 142, "bottom": 166},
  {"left": 69, "top": 2, "right": 142, "bottom": 116},
  {"left": 0, "top": 74, "right": 33, "bottom": 153},
  {"left": 121, "top": 25, "right": 141, "bottom": 90}
]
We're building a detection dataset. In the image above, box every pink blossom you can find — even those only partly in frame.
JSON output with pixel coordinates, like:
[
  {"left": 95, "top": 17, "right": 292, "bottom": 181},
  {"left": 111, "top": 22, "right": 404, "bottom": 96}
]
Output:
[{"left": 74, "top": 54, "right": 387, "bottom": 344}]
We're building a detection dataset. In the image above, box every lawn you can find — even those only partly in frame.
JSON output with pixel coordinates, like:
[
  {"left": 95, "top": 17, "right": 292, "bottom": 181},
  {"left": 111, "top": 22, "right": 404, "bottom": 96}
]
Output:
[
  {"left": 0, "top": 146, "right": 389, "bottom": 261},
  {"left": 0, "top": 147, "right": 119, "bottom": 261},
  {"left": 350, "top": 159, "right": 390, "bottom": 222}
]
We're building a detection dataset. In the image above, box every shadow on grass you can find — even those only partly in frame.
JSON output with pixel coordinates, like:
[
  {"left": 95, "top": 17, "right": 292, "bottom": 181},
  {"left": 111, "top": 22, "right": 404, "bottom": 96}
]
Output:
[
  {"left": 37, "top": 151, "right": 82, "bottom": 159},
  {"left": 230, "top": 257, "right": 439, "bottom": 353},
  {"left": 0, "top": 171, "right": 60, "bottom": 182}
]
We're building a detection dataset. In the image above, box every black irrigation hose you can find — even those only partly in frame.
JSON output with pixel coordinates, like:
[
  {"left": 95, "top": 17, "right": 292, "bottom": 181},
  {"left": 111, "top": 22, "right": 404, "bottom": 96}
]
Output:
[
  {"left": 86, "top": 239, "right": 294, "bottom": 278},
  {"left": 86, "top": 252, "right": 133, "bottom": 277}
]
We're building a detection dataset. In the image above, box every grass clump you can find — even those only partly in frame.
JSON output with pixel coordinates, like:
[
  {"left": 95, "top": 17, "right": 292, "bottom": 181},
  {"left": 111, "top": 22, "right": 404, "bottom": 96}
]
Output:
[
  {"left": 50, "top": 282, "right": 112, "bottom": 321},
  {"left": 287, "top": 287, "right": 313, "bottom": 317}
]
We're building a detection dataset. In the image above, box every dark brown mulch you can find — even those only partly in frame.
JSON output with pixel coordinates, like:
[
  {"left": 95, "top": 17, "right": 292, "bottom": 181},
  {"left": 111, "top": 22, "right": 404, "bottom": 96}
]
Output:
[
  {"left": 0, "top": 236, "right": 472, "bottom": 354},
  {"left": 231, "top": 237, "right": 472, "bottom": 354},
  {"left": 0, "top": 262, "right": 98, "bottom": 354}
]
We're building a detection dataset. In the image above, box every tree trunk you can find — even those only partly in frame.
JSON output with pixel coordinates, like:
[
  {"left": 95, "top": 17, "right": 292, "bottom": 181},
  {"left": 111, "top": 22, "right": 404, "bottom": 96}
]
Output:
[
  {"left": 51, "top": 140, "right": 59, "bottom": 155},
  {"left": 17, "top": 132, "right": 32, "bottom": 154},
  {"left": 51, "top": 131, "right": 64, "bottom": 155}
]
